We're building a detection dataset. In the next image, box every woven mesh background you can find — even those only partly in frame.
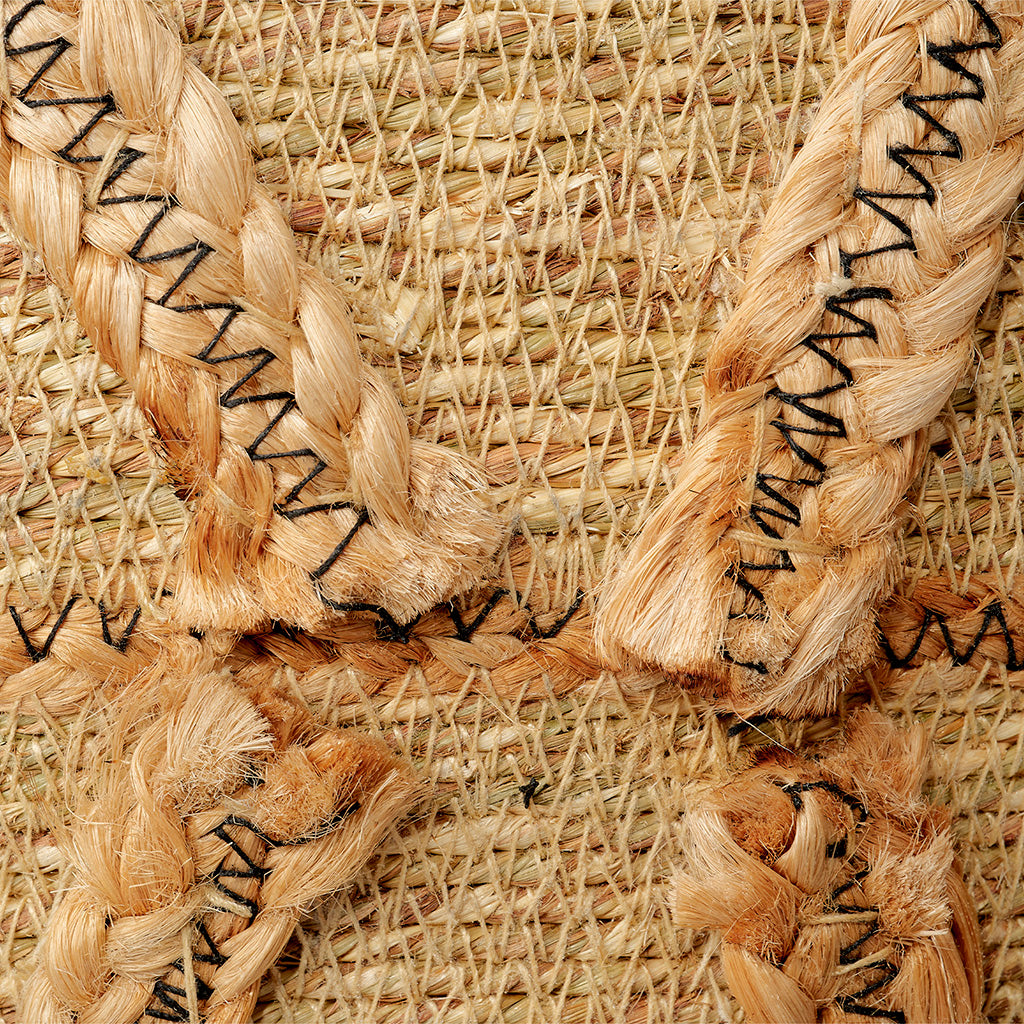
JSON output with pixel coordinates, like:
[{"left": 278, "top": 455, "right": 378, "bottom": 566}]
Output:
[{"left": 1, "top": 0, "right": 1022, "bottom": 1020}]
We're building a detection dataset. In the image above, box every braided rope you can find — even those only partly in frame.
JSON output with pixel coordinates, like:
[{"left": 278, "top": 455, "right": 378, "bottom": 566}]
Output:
[
  {"left": 9, "top": 563, "right": 1024, "bottom": 720},
  {"left": 0, "top": 0, "right": 503, "bottom": 636},
  {"left": 0, "top": 540, "right": 596, "bottom": 713},
  {"left": 597, "top": 0, "right": 1024, "bottom": 716},
  {"left": 674, "top": 711, "right": 982, "bottom": 1023},
  {"left": 19, "top": 668, "right": 420, "bottom": 1023},
  {"left": 878, "top": 572, "right": 1024, "bottom": 669}
]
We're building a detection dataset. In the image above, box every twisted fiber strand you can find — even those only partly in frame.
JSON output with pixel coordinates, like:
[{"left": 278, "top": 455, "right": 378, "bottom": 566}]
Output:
[
  {"left": 598, "top": 0, "right": 1024, "bottom": 716},
  {"left": 674, "top": 711, "right": 982, "bottom": 1023},
  {"left": 0, "top": 0, "right": 503, "bottom": 635},
  {"left": 0, "top": 543, "right": 597, "bottom": 713},
  {"left": 877, "top": 571, "right": 1024, "bottom": 669},
  {"left": 0, "top": 592, "right": 598, "bottom": 711},
  {"left": 19, "top": 665, "right": 420, "bottom": 1024},
  {"left": 0, "top": 596, "right": 190, "bottom": 714},
  {"left": 7, "top": 565, "right": 1020, "bottom": 720}
]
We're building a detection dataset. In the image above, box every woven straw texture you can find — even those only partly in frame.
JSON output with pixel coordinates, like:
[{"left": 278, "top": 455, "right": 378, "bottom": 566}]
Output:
[{"left": 2, "top": 0, "right": 1023, "bottom": 1020}]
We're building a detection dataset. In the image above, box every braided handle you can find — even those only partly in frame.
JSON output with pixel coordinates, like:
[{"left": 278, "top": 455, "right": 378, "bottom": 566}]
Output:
[
  {"left": 19, "top": 670, "right": 420, "bottom": 1024},
  {"left": 597, "top": 0, "right": 1024, "bottom": 716},
  {"left": 0, "top": 0, "right": 503, "bottom": 635},
  {"left": 674, "top": 712, "right": 982, "bottom": 1023}
]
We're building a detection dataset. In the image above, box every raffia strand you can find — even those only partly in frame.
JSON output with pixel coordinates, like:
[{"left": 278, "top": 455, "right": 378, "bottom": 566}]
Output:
[
  {"left": 597, "top": 0, "right": 1024, "bottom": 716},
  {"left": 0, "top": 0, "right": 504, "bottom": 636}
]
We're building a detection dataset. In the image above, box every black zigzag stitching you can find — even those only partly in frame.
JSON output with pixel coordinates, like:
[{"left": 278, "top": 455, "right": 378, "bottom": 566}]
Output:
[
  {"left": 777, "top": 779, "right": 869, "bottom": 823},
  {"left": 3, "top": 1, "right": 368, "bottom": 601},
  {"left": 776, "top": 788, "right": 904, "bottom": 1016},
  {"left": 722, "top": 0, "right": 1001, "bottom": 673},
  {"left": 97, "top": 600, "right": 141, "bottom": 652},
  {"left": 317, "top": 586, "right": 585, "bottom": 645},
  {"left": 8, "top": 598, "right": 145, "bottom": 660},
  {"left": 203, "top": 816, "right": 274, "bottom": 923},
  {"left": 142, "top": 801, "right": 362, "bottom": 1019},
  {"left": 773, "top": 778, "right": 866, "bottom": 860},
  {"left": 193, "top": 920, "right": 228, "bottom": 967},
  {"left": 4, "top": 582, "right": 584, "bottom": 666},
  {"left": 7, "top": 596, "right": 78, "bottom": 661},
  {"left": 144, "top": 974, "right": 214, "bottom": 1022},
  {"left": 450, "top": 586, "right": 585, "bottom": 642},
  {"left": 878, "top": 600, "right": 1022, "bottom": 669},
  {"left": 448, "top": 589, "right": 510, "bottom": 642},
  {"left": 829, "top": 872, "right": 906, "bottom": 1023}
]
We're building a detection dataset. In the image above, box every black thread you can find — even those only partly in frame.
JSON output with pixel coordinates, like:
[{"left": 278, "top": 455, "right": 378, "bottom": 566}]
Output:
[
  {"left": 203, "top": 816, "right": 274, "bottom": 923},
  {"left": 269, "top": 620, "right": 301, "bottom": 642},
  {"left": 318, "top": 585, "right": 585, "bottom": 645},
  {"left": 315, "top": 598, "right": 419, "bottom": 642},
  {"left": 826, "top": 836, "right": 848, "bottom": 858},
  {"left": 525, "top": 588, "right": 585, "bottom": 639},
  {"left": 204, "top": 814, "right": 278, "bottom": 851},
  {"left": 449, "top": 589, "right": 508, "bottom": 641},
  {"left": 519, "top": 778, "right": 541, "bottom": 808},
  {"left": 8, "top": 596, "right": 78, "bottom": 662},
  {"left": 834, "top": 1000, "right": 906, "bottom": 1023},
  {"left": 4, "top": 2, "right": 370, "bottom": 571},
  {"left": 96, "top": 145, "right": 147, "bottom": 203},
  {"left": 827, "top": 870, "right": 905, "bottom": 1022},
  {"left": 193, "top": 920, "right": 228, "bottom": 967},
  {"left": 310, "top": 510, "right": 372, "bottom": 582},
  {"left": 722, "top": 288, "right": 885, "bottom": 632},
  {"left": 721, "top": 645, "right": 769, "bottom": 675},
  {"left": 777, "top": 779, "right": 868, "bottom": 821},
  {"left": 144, "top": 976, "right": 213, "bottom": 1022},
  {"left": 878, "top": 600, "right": 1022, "bottom": 670},
  {"left": 840, "top": 915, "right": 880, "bottom": 963},
  {"left": 97, "top": 600, "right": 141, "bottom": 653},
  {"left": 725, "top": 713, "right": 771, "bottom": 737},
  {"left": 287, "top": 801, "right": 361, "bottom": 843},
  {"left": 831, "top": 867, "right": 870, "bottom": 904},
  {"left": 722, "top": 1, "right": 1000, "bottom": 665},
  {"left": 4, "top": 5, "right": 597, "bottom": 628},
  {"left": 209, "top": 876, "right": 260, "bottom": 923}
]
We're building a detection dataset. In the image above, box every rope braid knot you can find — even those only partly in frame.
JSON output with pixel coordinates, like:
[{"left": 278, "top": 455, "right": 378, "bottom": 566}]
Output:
[
  {"left": 20, "top": 667, "right": 421, "bottom": 1024},
  {"left": 674, "top": 712, "right": 983, "bottom": 1023},
  {"left": 0, "top": 0, "right": 504, "bottom": 636},
  {"left": 597, "top": 0, "right": 1024, "bottom": 716}
]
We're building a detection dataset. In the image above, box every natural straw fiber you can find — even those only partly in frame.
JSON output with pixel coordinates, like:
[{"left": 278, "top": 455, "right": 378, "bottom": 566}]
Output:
[
  {"left": 20, "top": 657, "right": 420, "bottom": 1024},
  {"left": 3, "top": 0, "right": 1024, "bottom": 1021},
  {"left": 1, "top": 0, "right": 503, "bottom": 636},
  {"left": 675, "top": 711, "right": 982, "bottom": 1022},
  {"left": 598, "top": 0, "right": 1024, "bottom": 717}
]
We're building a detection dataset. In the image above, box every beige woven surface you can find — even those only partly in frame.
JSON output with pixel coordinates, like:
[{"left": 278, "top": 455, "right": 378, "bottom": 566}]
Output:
[{"left": 1, "top": 0, "right": 1023, "bottom": 1020}]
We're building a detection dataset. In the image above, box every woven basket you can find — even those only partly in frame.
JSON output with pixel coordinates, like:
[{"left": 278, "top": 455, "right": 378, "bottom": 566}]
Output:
[{"left": 2, "top": 0, "right": 1022, "bottom": 1020}]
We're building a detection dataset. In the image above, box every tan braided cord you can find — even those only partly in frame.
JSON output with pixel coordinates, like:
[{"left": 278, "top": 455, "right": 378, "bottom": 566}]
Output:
[
  {"left": 19, "top": 658, "right": 420, "bottom": 1024},
  {"left": 0, "top": 0, "right": 504, "bottom": 636},
  {"left": 674, "top": 711, "right": 983, "bottom": 1023},
  {"left": 4, "top": 1, "right": 1024, "bottom": 1021},
  {"left": 598, "top": 0, "right": 1024, "bottom": 717}
]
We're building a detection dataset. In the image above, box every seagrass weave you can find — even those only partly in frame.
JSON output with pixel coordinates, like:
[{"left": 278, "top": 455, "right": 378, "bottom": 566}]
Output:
[{"left": 2, "top": 0, "right": 1023, "bottom": 1021}]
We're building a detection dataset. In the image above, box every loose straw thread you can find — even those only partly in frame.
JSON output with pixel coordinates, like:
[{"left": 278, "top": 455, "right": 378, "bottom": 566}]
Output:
[
  {"left": 598, "top": 0, "right": 1024, "bottom": 716},
  {"left": 674, "top": 711, "right": 983, "bottom": 1023},
  {"left": 19, "top": 662, "right": 421, "bottom": 1024},
  {"left": 0, "top": 0, "right": 504, "bottom": 636}
]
